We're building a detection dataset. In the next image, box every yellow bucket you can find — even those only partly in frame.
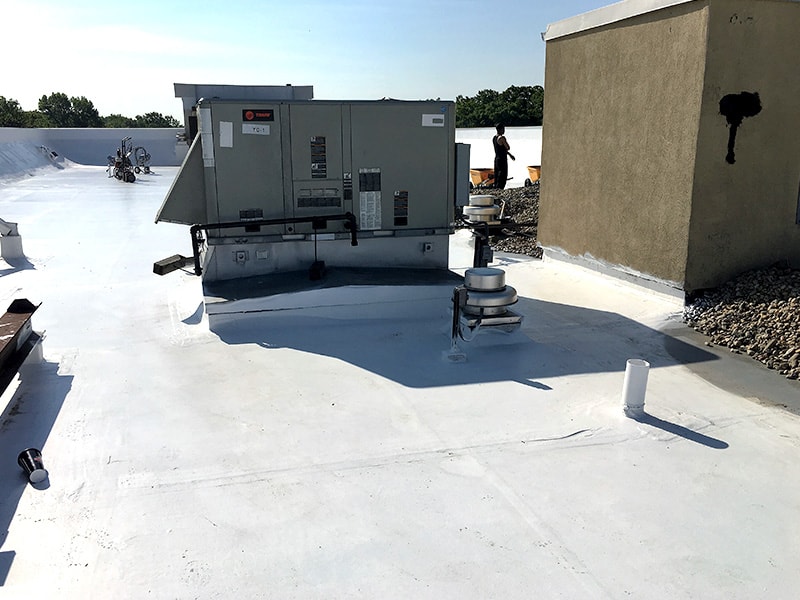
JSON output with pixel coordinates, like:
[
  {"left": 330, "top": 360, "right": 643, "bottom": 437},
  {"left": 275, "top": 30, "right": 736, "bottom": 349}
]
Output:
[{"left": 526, "top": 166, "right": 541, "bottom": 182}]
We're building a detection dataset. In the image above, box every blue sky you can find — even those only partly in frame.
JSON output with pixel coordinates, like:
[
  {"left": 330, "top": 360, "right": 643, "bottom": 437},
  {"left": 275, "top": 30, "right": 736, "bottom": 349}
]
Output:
[{"left": 2, "top": 0, "right": 615, "bottom": 120}]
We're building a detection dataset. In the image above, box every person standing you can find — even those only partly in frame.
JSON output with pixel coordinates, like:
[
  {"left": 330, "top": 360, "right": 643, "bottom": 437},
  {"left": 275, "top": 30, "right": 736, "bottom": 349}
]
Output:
[{"left": 492, "top": 124, "right": 515, "bottom": 189}]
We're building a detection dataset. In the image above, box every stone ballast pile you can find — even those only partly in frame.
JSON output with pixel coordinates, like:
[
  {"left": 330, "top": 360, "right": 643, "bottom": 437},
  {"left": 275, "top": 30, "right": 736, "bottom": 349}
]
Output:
[{"left": 684, "top": 266, "right": 800, "bottom": 380}]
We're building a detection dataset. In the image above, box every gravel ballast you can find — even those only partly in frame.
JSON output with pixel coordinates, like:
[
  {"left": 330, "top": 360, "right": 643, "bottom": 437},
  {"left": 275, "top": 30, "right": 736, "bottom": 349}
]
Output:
[{"left": 684, "top": 266, "right": 800, "bottom": 380}]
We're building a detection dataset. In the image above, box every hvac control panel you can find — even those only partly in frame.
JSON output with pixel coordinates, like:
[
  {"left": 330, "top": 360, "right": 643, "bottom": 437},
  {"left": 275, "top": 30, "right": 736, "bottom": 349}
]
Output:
[{"left": 197, "top": 99, "right": 456, "bottom": 237}]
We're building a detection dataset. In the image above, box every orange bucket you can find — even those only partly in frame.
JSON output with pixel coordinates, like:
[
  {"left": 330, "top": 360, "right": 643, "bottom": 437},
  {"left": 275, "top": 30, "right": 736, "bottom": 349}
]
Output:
[{"left": 469, "top": 168, "right": 494, "bottom": 186}]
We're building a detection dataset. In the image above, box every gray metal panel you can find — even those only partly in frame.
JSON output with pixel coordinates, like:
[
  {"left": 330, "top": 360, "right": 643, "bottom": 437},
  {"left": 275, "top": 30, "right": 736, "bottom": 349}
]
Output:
[
  {"left": 155, "top": 135, "right": 207, "bottom": 225},
  {"left": 279, "top": 103, "right": 294, "bottom": 228},
  {"left": 455, "top": 143, "right": 471, "bottom": 207},
  {"left": 342, "top": 105, "right": 353, "bottom": 215},
  {"left": 287, "top": 103, "right": 349, "bottom": 234},
  {"left": 174, "top": 83, "right": 314, "bottom": 102},
  {"left": 210, "top": 101, "right": 285, "bottom": 234},
  {"left": 169, "top": 98, "right": 456, "bottom": 275},
  {"left": 349, "top": 101, "right": 455, "bottom": 231},
  {"left": 173, "top": 84, "right": 314, "bottom": 141}
]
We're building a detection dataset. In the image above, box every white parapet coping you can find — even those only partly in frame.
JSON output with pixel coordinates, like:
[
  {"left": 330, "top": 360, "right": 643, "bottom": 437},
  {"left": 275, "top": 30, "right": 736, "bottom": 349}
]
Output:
[{"left": 543, "top": 0, "right": 698, "bottom": 41}]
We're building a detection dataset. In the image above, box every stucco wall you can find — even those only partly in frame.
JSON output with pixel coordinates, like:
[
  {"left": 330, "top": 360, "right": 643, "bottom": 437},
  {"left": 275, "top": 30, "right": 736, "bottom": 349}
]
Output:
[
  {"left": 539, "top": 2, "right": 709, "bottom": 287},
  {"left": 686, "top": 0, "right": 800, "bottom": 290}
]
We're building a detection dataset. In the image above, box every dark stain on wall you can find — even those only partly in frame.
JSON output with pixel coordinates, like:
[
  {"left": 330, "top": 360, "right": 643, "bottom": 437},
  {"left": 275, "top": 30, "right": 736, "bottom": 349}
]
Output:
[
  {"left": 796, "top": 178, "right": 800, "bottom": 225},
  {"left": 719, "top": 92, "right": 762, "bottom": 164}
]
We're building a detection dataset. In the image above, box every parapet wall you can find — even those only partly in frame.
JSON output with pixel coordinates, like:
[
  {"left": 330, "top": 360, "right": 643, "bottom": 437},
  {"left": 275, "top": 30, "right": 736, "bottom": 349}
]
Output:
[{"left": 0, "top": 128, "right": 187, "bottom": 178}]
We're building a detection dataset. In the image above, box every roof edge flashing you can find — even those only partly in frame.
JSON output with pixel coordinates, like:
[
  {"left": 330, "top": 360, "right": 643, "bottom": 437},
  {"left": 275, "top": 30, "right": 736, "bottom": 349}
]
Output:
[
  {"left": 543, "top": 0, "right": 697, "bottom": 41},
  {"left": 541, "top": 246, "right": 686, "bottom": 301}
]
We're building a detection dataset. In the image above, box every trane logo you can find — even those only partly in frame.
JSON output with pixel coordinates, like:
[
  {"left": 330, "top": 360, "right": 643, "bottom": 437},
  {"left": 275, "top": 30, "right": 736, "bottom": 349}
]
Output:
[{"left": 242, "top": 109, "right": 274, "bottom": 122}]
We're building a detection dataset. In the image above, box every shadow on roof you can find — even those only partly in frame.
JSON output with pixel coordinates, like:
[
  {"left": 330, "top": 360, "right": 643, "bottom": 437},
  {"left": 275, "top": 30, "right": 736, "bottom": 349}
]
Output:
[
  {"left": 0, "top": 359, "right": 73, "bottom": 578},
  {"left": 208, "top": 293, "right": 717, "bottom": 389},
  {"left": 0, "top": 256, "right": 35, "bottom": 277}
]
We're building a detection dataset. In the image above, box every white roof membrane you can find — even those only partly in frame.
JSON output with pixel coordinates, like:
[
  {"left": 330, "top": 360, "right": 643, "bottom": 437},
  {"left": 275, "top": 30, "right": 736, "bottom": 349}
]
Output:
[{"left": 1, "top": 154, "right": 800, "bottom": 598}]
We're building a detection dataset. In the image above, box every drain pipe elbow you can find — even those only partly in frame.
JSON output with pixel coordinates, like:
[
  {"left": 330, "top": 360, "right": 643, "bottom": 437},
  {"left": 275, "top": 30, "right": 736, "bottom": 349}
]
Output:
[{"left": 344, "top": 212, "right": 359, "bottom": 246}]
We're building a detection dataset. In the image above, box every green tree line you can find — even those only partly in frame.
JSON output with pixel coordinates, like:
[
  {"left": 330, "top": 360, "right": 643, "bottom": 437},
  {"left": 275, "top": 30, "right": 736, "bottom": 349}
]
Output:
[
  {"left": 3, "top": 87, "right": 540, "bottom": 129},
  {"left": 456, "top": 85, "right": 543, "bottom": 128},
  {"left": 0, "top": 92, "right": 182, "bottom": 128}
]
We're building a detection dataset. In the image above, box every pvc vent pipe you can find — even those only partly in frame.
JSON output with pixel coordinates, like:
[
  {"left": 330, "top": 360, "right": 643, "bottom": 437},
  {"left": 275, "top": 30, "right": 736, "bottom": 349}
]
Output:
[{"left": 622, "top": 358, "right": 650, "bottom": 415}]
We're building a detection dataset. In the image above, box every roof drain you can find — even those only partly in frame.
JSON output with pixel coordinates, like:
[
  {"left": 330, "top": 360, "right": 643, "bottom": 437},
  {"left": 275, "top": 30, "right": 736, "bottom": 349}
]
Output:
[{"left": 446, "top": 267, "right": 523, "bottom": 362}]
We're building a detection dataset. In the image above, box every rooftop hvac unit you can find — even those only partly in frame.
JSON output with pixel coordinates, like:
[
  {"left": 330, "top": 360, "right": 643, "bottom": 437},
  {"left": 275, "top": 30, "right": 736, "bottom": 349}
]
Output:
[{"left": 155, "top": 98, "right": 468, "bottom": 283}]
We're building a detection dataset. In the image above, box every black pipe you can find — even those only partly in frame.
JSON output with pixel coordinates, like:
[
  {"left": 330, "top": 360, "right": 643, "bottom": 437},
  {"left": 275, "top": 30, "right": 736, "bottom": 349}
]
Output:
[
  {"left": 189, "top": 212, "right": 358, "bottom": 276},
  {"left": 457, "top": 216, "right": 492, "bottom": 268},
  {"left": 451, "top": 286, "right": 468, "bottom": 342}
]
